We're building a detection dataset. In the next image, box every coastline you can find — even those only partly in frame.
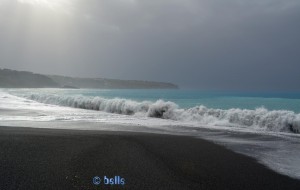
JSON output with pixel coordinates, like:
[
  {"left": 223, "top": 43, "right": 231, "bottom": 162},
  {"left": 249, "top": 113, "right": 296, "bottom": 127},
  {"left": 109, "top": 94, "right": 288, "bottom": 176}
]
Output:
[{"left": 0, "top": 126, "right": 299, "bottom": 190}]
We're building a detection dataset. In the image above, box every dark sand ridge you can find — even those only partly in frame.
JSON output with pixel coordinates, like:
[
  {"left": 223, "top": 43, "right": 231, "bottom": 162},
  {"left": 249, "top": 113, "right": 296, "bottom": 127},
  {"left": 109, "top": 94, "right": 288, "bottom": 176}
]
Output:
[{"left": 0, "top": 126, "right": 299, "bottom": 190}]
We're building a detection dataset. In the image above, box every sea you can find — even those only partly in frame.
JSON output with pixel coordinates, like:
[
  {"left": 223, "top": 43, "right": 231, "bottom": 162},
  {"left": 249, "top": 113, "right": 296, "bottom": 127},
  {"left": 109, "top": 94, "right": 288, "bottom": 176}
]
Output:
[{"left": 0, "top": 88, "right": 300, "bottom": 179}]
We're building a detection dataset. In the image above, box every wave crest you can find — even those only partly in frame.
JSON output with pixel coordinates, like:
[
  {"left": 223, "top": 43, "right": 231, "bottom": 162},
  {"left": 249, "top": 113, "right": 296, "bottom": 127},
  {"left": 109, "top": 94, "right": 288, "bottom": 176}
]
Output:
[{"left": 23, "top": 94, "right": 300, "bottom": 133}]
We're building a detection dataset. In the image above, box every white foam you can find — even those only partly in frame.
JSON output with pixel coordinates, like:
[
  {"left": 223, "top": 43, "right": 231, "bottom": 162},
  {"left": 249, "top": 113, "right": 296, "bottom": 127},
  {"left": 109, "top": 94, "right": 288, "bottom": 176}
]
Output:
[
  {"left": 17, "top": 93, "right": 300, "bottom": 134},
  {"left": 1, "top": 90, "right": 300, "bottom": 180}
]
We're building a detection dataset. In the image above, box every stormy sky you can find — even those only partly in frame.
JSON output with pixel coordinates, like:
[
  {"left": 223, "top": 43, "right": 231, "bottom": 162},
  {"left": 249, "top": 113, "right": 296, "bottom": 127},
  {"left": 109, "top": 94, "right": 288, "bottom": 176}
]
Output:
[{"left": 0, "top": 0, "right": 299, "bottom": 90}]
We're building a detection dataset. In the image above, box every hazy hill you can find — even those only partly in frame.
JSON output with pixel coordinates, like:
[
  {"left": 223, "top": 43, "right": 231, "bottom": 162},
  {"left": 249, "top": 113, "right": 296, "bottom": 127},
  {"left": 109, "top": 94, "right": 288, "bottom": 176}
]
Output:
[
  {"left": 0, "top": 69, "right": 59, "bottom": 88},
  {"left": 0, "top": 68, "right": 178, "bottom": 89},
  {"left": 48, "top": 75, "right": 178, "bottom": 89}
]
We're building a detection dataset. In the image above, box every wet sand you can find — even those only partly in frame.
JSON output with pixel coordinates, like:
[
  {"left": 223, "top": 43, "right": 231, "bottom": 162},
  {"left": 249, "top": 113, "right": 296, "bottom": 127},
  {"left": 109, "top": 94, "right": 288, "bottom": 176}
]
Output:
[{"left": 0, "top": 126, "right": 299, "bottom": 190}]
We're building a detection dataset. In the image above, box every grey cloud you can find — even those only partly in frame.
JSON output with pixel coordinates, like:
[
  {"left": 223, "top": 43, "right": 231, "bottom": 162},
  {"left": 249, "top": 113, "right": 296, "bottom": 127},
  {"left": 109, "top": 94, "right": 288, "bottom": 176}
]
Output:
[{"left": 0, "top": 0, "right": 300, "bottom": 90}]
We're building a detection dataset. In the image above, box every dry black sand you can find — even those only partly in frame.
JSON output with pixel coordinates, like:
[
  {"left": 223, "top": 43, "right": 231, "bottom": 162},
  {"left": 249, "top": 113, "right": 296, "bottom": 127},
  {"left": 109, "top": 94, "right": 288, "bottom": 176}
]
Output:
[{"left": 0, "top": 126, "right": 299, "bottom": 190}]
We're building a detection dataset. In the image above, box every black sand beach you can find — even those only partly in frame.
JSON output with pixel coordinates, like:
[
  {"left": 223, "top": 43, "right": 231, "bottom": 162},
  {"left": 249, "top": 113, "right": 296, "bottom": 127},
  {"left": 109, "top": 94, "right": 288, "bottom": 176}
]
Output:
[{"left": 0, "top": 126, "right": 299, "bottom": 190}]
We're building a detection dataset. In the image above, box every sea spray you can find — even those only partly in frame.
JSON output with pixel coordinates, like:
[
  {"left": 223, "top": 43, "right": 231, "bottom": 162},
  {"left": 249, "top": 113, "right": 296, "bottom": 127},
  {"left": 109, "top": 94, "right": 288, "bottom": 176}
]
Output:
[{"left": 23, "top": 93, "right": 300, "bottom": 133}]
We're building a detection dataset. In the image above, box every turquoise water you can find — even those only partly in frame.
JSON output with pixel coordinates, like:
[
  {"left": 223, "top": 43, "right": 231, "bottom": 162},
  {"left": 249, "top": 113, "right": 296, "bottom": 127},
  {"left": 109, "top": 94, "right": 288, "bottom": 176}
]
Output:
[
  {"left": 40, "top": 89, "right": 300, "bottom": 113},
  {"left": 7, "top": 89, "right": 300, "bottom": 112},
  {"left": 2, "top": 88, "right": 300, "bottom": 180}
]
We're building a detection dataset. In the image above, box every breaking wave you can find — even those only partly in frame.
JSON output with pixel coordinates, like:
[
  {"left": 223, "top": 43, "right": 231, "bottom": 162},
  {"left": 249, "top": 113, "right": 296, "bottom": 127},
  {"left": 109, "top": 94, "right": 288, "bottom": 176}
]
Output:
[{"left": 23, "top": 94, "right": 300, "bottom": 134}]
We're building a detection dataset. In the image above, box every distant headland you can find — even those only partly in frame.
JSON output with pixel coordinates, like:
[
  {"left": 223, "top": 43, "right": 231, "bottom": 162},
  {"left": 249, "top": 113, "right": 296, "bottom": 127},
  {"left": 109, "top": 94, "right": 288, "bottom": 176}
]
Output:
[{"left": 0, "top": 68, "right": 178, "bottom": 89}]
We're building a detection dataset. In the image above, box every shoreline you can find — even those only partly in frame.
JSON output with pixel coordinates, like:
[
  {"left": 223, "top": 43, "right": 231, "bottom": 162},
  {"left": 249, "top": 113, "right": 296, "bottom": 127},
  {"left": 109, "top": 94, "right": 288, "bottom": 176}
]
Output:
[{"left": 0, "top": 126, "right": 299, "bottom": 190}]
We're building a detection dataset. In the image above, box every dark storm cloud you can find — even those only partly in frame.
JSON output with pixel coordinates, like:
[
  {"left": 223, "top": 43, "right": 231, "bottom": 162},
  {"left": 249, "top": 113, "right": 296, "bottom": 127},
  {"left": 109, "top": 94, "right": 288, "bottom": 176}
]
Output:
[{"left": 0, "top": 0, "right": 300, "bottom": 90}]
